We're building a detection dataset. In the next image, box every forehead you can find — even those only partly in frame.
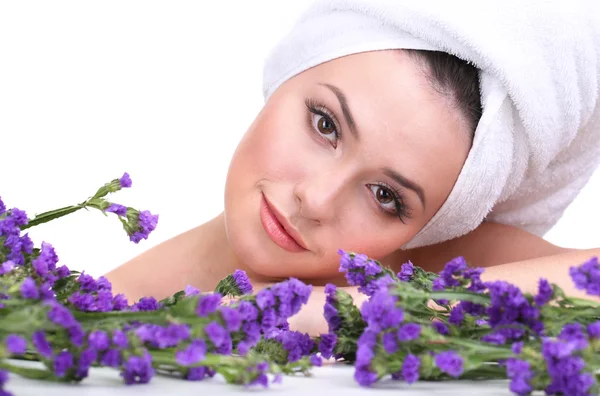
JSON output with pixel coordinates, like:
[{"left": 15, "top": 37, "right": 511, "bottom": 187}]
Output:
[{"left": 297, "top": 50, "right": 472, "bottom": 205}]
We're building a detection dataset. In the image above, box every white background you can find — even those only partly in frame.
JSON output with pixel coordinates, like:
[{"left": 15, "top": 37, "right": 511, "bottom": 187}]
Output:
[{"left": 1, "top": 1, "right": 599, "bottom": 278}]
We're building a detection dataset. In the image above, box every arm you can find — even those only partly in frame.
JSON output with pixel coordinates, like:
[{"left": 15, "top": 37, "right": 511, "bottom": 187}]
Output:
[
  {"left": 479, "top": 248, "right": 600, "bottom": 299},
  {"left": 287, "top": 249, "right": 600, "bottom": 336}
]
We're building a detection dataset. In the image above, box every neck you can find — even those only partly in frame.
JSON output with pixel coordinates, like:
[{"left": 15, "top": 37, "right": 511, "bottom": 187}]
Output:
[{"left": 202, "top": 212, "right": 270, "bottom": 288}]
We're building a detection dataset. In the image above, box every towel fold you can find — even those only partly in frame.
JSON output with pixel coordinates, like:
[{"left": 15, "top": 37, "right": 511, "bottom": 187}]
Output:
[{"left": 262, "top": 0, "right": 600, "bottom": 249}]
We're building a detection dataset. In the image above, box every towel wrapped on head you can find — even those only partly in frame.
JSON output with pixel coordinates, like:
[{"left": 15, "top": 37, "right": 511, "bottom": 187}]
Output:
[{"left": 261, "top": 0, "right": 600, "bottom": 249}]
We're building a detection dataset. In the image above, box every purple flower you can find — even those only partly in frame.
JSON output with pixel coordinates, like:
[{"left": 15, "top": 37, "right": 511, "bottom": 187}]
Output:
[
  {"left": 397, "top": 261, "right": 415, "bottom": 281},
  {"left": 112, "top": 330, "right": 129, "bottom": 349},
  {"left": 31, "top": 242, "right": 59, "bottom": 278},
  {"left": 47, "top": 303, "right": 77, "bottom": 328},
  {"left": 20, "top": 277, "right": 39, "bottom": 299},
  {"left": 68, "top": 324, "right": 85, "bottom": 347},
  {"left": 0, "top": 261, "right": 15, "bottom": 275},
  {"left": 176, "top": 339, "right": 207, "bottom": 366},
  {"left": 185, "top": 366, "right": 213, "bottom": 381},
  {"left": 56, "top": 265, "right": 70, "bottom": 279},
  {"left": 5, "top": 334, "right": 26, "bottom": 355},
  {"left": 249, "top": 362, "right": 270, "bottom": 388},
  {"left": 77, "top": 272, "right": 98, "bottom": 292},
  {"left": 88, "top": 330, "right": 110, "bottom": 351},
  {"left": 0, "top": 369, "right": 7, "bottom": 390},
  {"left": 100, "top": 349, "right": 121, "bottom": 368},
  {"left": 432, "top": 321, "right": 449, "bottom": 335},
  {"left": 119, "top": 172, "right": 132, "bottom": 188},
  {"left": 76, "top": 348, "right": 98, "bottom": 378},
  {"left": 53, "top": 350, "right": 74, "bottom": 377},
  {"left": 205, "top": 322, "right": 228, "bottom": 349},
  {"left": 364, "top": 260, "right": 382, "bottom": 276},
  {"left": 559, "top": 323, "right": 588, "bottom": 351},
  {"left": 382, "top": 332, "right": 398, "bottom": 354},
  {"left": 354, "top": 366, "right": 378, "bottom": 387},
  {"left": 310, "top": 355, "right": 323, "bottom": 367},
  {"left": 505, "top": 358, "right": 534, "bottom": 396},
  {"left": 485, "top": 280, "right": 542, "bottom": 340},
  {"left": 121, "top": 353, "right": 155, "bottom": 385},
  {"left": 438, "top": 257, "right": 468, "bottom": 288},
  {"left": 196, "top": 294, "right": 221, "bottom": 316},
  {"left": 434, "top": 351, "right": 464, "bottom": 378},
  {"left": 324, "top": 284, "right": 341, "bottom": 332},
  {"left": 587, "top": 321, "right": 600, "bottom": 338},
  {"left": 481, "top": 333, "right": 506, "bottom": 345},
  {"left": 218, "top": 306, "right": 242, "bottom": 332},
  {"left": 256, "top": 289, "right": 275, "bottom": 310},
  {"left": 534, "top": 278, "right": 554, "bottom": 306},
  {"left": 541, "top": 338, "right": 594, "bottom": 395},
  {"left": 432, "top": 277, "right": 446, "bottom": 291},
  {"left": 569, "top": 257, "right": 600, "bottom": 296},
  {"left": 232, "top": 270, "right": 253, "bottom": 294},
  {"left": 32, "top": 331, "right": 52, "bottom": 358},
  {"left": 360, "top": 288, "right": 404, "bottom": 332},
  {"left": 275, "top": 331, "right": 314, "bottom": 363},
  {"left": 105, "top": 203, "right": 128, "bottom": 216},
  {"left": 96, "top": 276, "right": 112, "bottom": 291},
  {"left": 112, "top": 294, "right": 128, "bottom": 311},
  {"left": 401, "top": 354, "right": 421, "bottom": 384},
  {"left": 131, "top": 296, "right": 159, "bottom": 311},
  {"left": 397, "top": 323, "right": 421, "bottom": 342},
  {"left": 512, "top": 342, "right": 524, "bottom": 355},
  {"left": 129, "top": 210, "right": 159, "bottom": 243},
  {"left": 359, "top": 274, "right": 395, "bottom": 297},
  {"left": 0, "top": 197, "right": 5, "bottom": 216},
  {"left": 237, "top": 301, "right": 258, "bottom": 322},
  {"left": 318, "top": 333, "right": 337, "bottom": 359},
  {"left": 184, "top": 285, "right": 200, "bottom": 296}
]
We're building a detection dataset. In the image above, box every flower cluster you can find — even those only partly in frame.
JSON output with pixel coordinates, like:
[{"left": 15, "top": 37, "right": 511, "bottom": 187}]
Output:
[
  {"left": 0, "top": 175, "right": 316, "bottom": 394},
  {"left": 329, "top": 250, "right": 600, "bottom": 394}
]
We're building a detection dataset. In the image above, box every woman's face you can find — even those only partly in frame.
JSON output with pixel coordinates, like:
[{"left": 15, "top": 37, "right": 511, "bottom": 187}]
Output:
[{"left": 224, "top": 50, "right": 472, "bottom": 280}]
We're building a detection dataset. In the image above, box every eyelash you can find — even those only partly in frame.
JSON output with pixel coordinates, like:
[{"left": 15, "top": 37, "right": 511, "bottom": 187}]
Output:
[
  {"left": 304, "top": 97, "right": 412, "bottom": 223},
  {"left": 304, "top": 98, "right": 342, "bottom": 145},
  {"left": 368, "top": 183, "right": 412, "bottom": 224}
]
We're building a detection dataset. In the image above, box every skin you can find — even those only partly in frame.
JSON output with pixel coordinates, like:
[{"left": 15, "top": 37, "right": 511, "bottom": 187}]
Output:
[{"left": 105, "top": 50, "right": 599, "bottom": 336}]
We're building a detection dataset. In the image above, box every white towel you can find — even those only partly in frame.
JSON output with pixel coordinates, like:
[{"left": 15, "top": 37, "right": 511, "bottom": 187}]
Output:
[{"left": 262, "top": 0, "right": 600, "bottom": 249}]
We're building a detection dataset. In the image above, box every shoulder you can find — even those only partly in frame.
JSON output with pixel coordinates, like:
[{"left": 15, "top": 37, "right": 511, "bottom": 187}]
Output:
[{"left": 387, "top": 221, "right": 573, "bottom": 272}]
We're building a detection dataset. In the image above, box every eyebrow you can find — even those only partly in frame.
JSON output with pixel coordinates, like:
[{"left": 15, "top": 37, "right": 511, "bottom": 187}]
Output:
[
  {"left": 383, "top": 167, "right": 426, "bottom": 209},
  {"left": 319, "top": 82, "right": 359, "bottom": 140},
  {"left": 319, "top": 82, "right": 426, "bottom": 209}
]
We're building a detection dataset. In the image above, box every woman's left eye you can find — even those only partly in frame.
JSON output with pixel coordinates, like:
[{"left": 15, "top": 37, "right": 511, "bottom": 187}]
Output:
[
  {"left": 367, "top": 184, "right": 410, "bottom": 223},
  {"left": 311, "top": 113, "right": 339, "bottom": 146},
  {"left": 369, "top": 184, "right": 398, "bottom": 212},
  {"left": 305, "top": 99, "right": 341, "bottom": 148}
]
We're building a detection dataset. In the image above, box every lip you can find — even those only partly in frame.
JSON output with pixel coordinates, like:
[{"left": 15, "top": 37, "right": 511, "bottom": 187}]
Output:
[{"left": 259, "top": 193, "right": 308, "bottom": 253}]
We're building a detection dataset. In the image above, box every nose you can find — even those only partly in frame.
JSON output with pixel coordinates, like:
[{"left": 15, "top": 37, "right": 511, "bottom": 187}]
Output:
[{"left": 293, "top": 168, "right": 349, "bottom": 223}]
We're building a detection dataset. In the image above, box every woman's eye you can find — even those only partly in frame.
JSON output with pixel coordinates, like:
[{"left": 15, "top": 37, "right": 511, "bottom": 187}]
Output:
[
  {"left": 312, "top": 113, "right": 339, "bottom": 146},
  {"left": 369, "top": 184, "right": 398, "bottom": 212}
]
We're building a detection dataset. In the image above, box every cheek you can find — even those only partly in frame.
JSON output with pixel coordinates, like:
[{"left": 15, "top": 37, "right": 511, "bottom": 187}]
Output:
[{"left": 236, "top": 107, "right": 315, "bottom": 182}]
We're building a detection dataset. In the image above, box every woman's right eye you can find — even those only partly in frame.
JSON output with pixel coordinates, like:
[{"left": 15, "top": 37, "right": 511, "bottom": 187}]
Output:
[{"left": 311, "top": 113, "right": 339, "bottom": 147}]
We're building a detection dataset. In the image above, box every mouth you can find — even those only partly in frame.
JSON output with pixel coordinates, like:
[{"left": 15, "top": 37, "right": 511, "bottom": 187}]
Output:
[{"left": 259, "top": 193, "right": 308, "bottom": 253}]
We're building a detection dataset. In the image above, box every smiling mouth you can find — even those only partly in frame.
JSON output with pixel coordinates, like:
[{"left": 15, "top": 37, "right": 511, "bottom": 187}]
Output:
[{"left": 259, "top": 193, "right": 308, "bottom": 253}]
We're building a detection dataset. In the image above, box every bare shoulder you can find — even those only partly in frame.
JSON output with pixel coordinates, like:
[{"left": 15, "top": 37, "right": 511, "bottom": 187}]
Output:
[{"left": 387, "top": 221, "right": 573, "bottom": 272}]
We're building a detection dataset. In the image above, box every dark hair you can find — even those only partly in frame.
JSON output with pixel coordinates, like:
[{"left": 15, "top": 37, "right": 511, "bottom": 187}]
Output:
[{"left": 405, "top": 50, "right": 482, "bottom": 141}]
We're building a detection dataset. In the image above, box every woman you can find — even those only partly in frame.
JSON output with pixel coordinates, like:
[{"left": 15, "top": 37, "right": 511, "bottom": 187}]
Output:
[{"left": 106, "top": 0, "right": 600, "bottom": 335}]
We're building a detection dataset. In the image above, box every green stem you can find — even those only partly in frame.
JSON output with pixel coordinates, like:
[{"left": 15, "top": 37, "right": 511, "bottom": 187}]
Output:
[
  {"left": 72, "top": 310, "right": 169, "bottom": 324},
  {"left": 461, "top": 364, "right": 507, "bottom": 380},
  {"left": 429, "top": 291, "right": 491, "bottom": 305},
  {"left": 21, "top": 205, "right": 85, "bottom": 230},
  {"left": 0, "top": 360, "right": 61, "bottom": 382}
]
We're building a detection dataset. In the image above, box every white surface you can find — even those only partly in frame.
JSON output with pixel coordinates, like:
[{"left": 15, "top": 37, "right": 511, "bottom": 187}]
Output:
[
  {"left": 5, "top": 361, "right": 512, "bottom": 396},
  {"left": 0, "top": 1, "right": 598, "bottom": 279}
]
